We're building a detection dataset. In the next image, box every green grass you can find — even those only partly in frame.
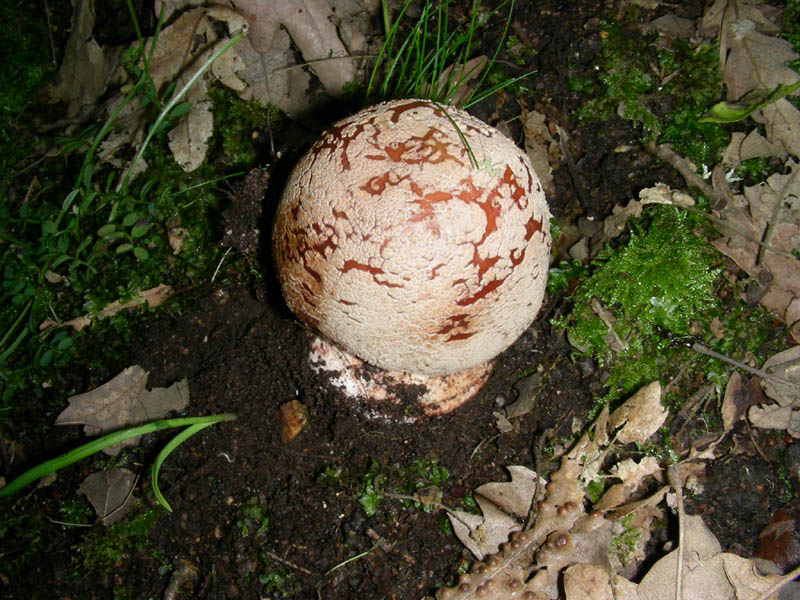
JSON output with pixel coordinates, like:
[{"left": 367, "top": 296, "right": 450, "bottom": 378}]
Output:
[{"left": 366, "top": 0, "right": 527, "bottom": 108}]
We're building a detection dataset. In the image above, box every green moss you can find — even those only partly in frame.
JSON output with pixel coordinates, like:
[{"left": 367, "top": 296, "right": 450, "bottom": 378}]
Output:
[
  {"left": 209, "top": 88, "right": 284, "bottom": 168},
  {"left": 72, "top": 508, "right": 163, "bottom": 576},
  {"left": 575, "top": 21, "right": 728, "bottom": 167},
  {"left": 0, "top": 503, "right": 50, "bottom": 580},
  {"left": 559, "top": 206, "right": 720, "bottom": 400},
  {"left": 608, "top": 514, "right": 642, "bottom": 564},
  {"left": 237, "top": 498, "right": 270, "bottom": 538}
]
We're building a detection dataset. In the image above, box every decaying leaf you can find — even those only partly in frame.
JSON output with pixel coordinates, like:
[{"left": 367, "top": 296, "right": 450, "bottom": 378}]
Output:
[
  {"left": 608, "top": 381, "right": 667, "bottom": 444},
  {"left": 637, "top": 515, "right": 782, "bottom": 600},
  {"left": 602, "top": 184, "right": 694, "bottom": 241},
  {"left": 39, "top": 283, "right": 173, "bottom": 332},
  {"left": 563, "top": 564, "right": 619, "bottom": 600},
  {"left": 712, "top": 159, "right": 800, "bottom": 341},
  {"left": 431, "top": 383, "right": 672, "bottom": 600},
  {"left": 39, "top": 0, "right": 123, "bottom": 119},
  {"left": 56, "top": 366, "right": 190, "bottom": 455},
  {"left": 704, "top": 0, "right": 800, "bottom": 157},
  {"left": 423, "top": 56, "right": 488, "bottom": 107},
  {"left": 523, "top": 110, "right": 559, "bottom": 195},
  {"left": 85, "top": 0, "right": 375, "bottom": 174},
  {"left": 748, "top": 345, "right": 800, "bottom": 435},
  {"left": 447, "top": 465, "right": 541, "bottom": 560},
  {"left": 78, "top": 468, "right": 137, "bottom": 525}
]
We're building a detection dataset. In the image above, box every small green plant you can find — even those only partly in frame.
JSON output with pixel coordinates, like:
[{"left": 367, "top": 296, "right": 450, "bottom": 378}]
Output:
[
  {"left": 0, "top": 414, "right": 236, "bottom": 511},
  {"left": 356, "top": 456, "right": 450, "bottom": 516},
  {"left": 358, "top": 460, "right": 388, "bottom": 516},
  {"left": 366, "top": 0, "right": 527, "bottom": 108},
  {"left": 0, "top": 1, "right": 246, "bottom": 422},
  {"left": 258, "top": 552, "right": 294, "bottom": 596},
  {"left": 238, "top": 499, "right": 270, "bottom": 538}
]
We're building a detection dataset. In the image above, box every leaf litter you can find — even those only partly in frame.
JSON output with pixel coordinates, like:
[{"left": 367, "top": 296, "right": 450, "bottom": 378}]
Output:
[
  {"left": 55, "top": 365, "right": 189, "bottom": 455},
  {"left": 429, "top": 382, "right": 787, "bottom": 600}
]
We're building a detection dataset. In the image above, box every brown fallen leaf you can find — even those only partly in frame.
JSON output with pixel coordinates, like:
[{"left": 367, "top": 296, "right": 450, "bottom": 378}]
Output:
[
  {"left": 608, "top": 381, "right": 667, "bottom": 444},
  {"left": 39, "top": 283, "right": 173, "bottom": 332},
  {"left": 56, "top": 365, "right": 190, "bottom": 455},
  {"left": 712, "top": 159, "right": 800, "bottom": 341},
  {"left": 39, "top": 0, "right": 122, "bottom": 119},
  {"left": 522, "top": 109, "right": 559, "bottom": 196},
  {"left": 447, "top": 465, "right": 541, "bottom": 560},
  {"left": 78, "top": 468, "right": 137, "bottom": 525}
]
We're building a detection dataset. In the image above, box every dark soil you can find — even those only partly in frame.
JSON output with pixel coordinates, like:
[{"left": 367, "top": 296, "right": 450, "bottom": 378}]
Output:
[{"left": 1, "top": 1, "right": 794, "bottom": 599}]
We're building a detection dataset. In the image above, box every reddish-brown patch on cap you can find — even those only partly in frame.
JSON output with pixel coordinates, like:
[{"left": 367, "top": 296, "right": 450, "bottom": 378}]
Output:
[{"left": 273, "top": 99, "right": 551, "bottom": 382}]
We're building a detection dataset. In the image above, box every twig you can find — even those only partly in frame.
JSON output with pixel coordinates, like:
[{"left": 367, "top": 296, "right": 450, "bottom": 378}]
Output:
[
  {"left": 646, "top": 141, "right": 720, "bottom": 203},
  {"left": 43, "top": 0, "right": 57, "bottom": 66},
  {"left": 646, "top": 141, "right": 796, "bottom": 260},
  {"left": 667, "top": 463, "right": 684, "bottom": 600},
  {"left": 557, "top": 126, "right": 589, "bottom": 209},
  {"left": 692, "top": 343, "right": 799, "bottom": 390},
  {"left": 47, "top": 519, "right": 93, "bottom": 528},
  {"left": 745, "top": 420, "right": 773, "bottom": 465},
  {"left": 263, "top": 550, "right": 313, "bottom": 575},
  {"left": 325, "top": 540, "right": 381, "bottom": 575},
  {"left": 211, "top": 247, "right": 231, "bottom": 283}
]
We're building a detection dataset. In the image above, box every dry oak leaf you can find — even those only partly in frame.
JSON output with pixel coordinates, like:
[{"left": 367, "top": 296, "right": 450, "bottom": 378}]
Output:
[
  {"left": 608, "top": 381, "right": 667, "bottom": 444},
  {"left": 233, "top": 0, "right": 355, "bottom": 95},
  {"left": 523, "top": 110, "right": 559, "bottom": 196},
  {"left": 56, "top": 366, "right": 190, "bottom": 456},
  {"left": 718, "top": 11, "right": 800, "bottom": 156},
  {"left": 78, "top": 468, "right": 137, "bottom": 526},
  {"left": 447, "top": 465, "right": 541, "bottom": 560},
  {"left": 39, "top": 0, "right": 123, "bottom": 119},
  {"left": 748, "top": 345, "right": 800, "bottom": 435},
  {"left": 563, "top": 564, "right": 614, "bottom": 600},
  {"left": 712, "top": 160, "right": 800, "bottom": 340},
  {"left": 637, "top": 513, "right": 782, "bottom": 600}
]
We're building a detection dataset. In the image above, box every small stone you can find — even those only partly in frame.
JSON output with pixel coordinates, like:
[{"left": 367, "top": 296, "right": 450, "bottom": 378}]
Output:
[{"left": 278, "top": 399, "right": 308, "bottom": 442}]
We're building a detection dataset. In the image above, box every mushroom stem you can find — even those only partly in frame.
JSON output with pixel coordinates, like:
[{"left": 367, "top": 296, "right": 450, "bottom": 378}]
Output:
[{"left": 309, "top": 337, "right": 493, "bottom": 422}]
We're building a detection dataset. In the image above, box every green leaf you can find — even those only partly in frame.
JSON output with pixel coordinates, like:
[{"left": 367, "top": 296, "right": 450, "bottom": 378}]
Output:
[
  {"left": 116, "top": 243, "right": 133, "bottom": 254},
  {"left": 61, "top": 189, "right": 81, "bottom": 212},
  {"left": 699, "top": 81, "right": 800, "bottom": 123},
  {"left": 0, "top": 414, "right": 236, "bottom": 498},
  {"left": 131, "top": 223, "right": 150, "bottom": 238},
  {"left": 42, "top": 221, "right": 57, "bottom": 235},
  {"left": 122, "top": 212, "right": 141, "bottom": 227},
  {"left": 133, "top": 246, "right": 149, "bottom": 260},
  {"left": 97, "top": 223, "right": 117, "bottom": 238},
  {"left": 57, "top": 336, "right": 73, "bottom": 351},
  {"left": 168, "top": 101, "right": 193, "bottom": 119},
  {"left": 151, "top": 422, "right": 216, "bottom": 511},
  {"left": 39, "top": 349, "right": 53, "bottom": 367}
]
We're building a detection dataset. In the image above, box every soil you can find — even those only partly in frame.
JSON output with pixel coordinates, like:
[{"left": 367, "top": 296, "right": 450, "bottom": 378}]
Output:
[{"left": 1, "top": 1, "right": 794, "bottom": 599}]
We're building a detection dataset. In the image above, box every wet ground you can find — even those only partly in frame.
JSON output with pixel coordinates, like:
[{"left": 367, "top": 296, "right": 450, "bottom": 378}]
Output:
[{"left": 1, "top": 1, "right": 793, "bottom": 599}]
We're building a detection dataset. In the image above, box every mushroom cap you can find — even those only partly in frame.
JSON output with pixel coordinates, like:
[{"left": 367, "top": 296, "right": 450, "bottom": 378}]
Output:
[{"left": 273, "top": 99, "right": 551, "bottom": 376}]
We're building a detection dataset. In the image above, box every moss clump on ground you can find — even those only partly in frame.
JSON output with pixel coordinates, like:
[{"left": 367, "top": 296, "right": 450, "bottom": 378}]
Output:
[
  {"left": 71, "top": 507, "right": 163, "bottom": 577},
  {"left": 555, "top": 206, "right": 719, "bottom": 400},
  {"left": 555, "top": 205, "right": 785, "bottom": 405}
]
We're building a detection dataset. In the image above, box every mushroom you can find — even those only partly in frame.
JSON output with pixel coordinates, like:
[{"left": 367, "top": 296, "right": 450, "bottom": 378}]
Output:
[{"left": 273, "top": 99, "right": 551, "bottom": 419}]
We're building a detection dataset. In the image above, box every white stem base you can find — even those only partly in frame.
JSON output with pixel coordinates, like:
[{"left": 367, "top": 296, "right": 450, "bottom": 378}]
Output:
[{"left": 309, "top": 337, "right": 492, "bottom": 422}]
